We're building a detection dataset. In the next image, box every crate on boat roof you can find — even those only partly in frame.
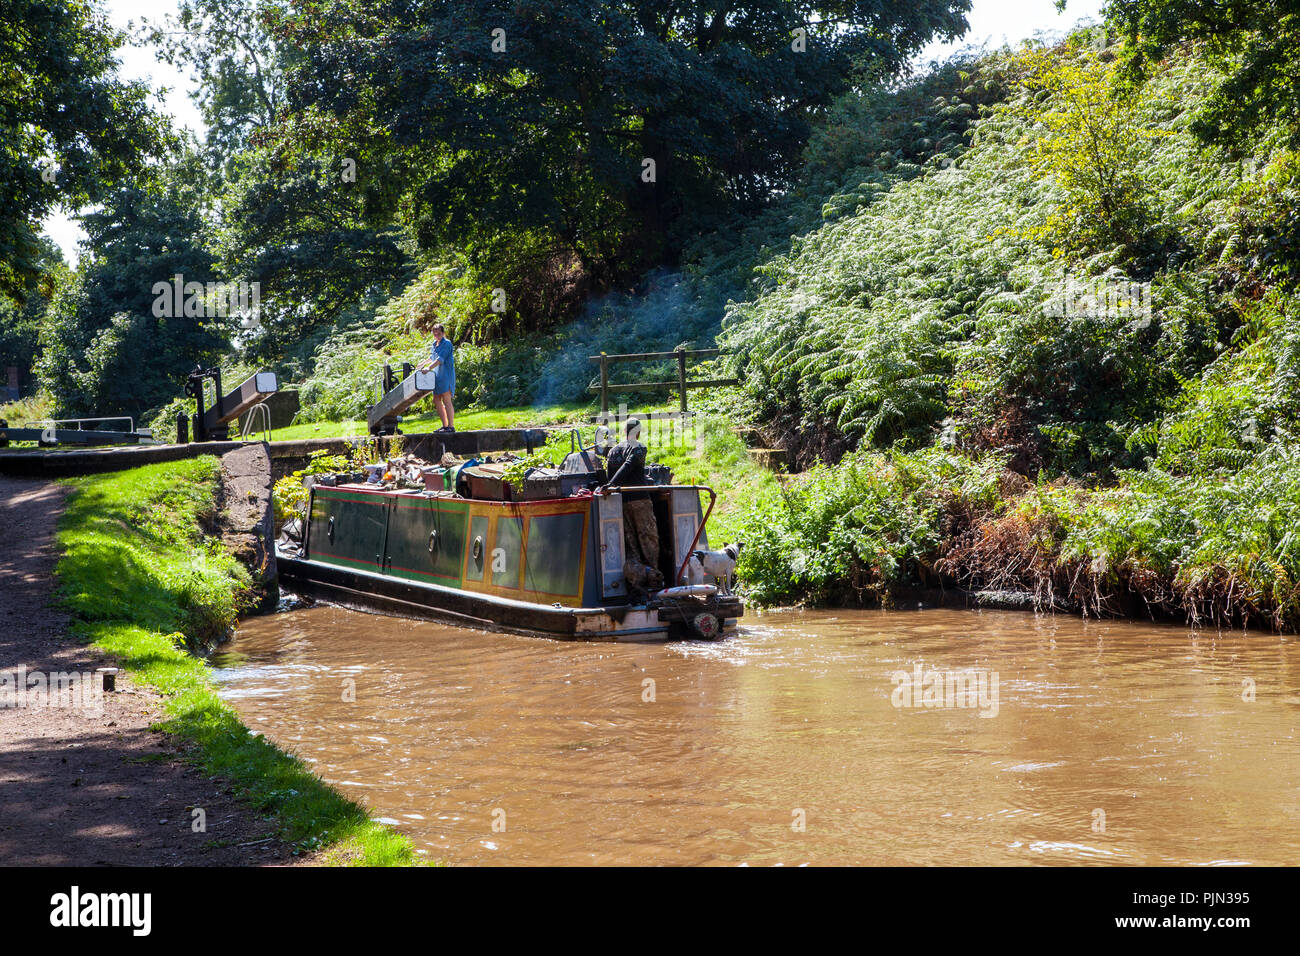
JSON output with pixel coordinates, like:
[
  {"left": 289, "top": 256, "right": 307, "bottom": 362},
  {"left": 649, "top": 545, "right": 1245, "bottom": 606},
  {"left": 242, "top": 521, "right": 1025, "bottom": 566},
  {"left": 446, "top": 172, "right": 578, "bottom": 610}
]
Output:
[
  {"left": 420, "top": 465, "right": 448, "bottom": 492},
  {"left": 516, "top": 467, "right": 599, "bottom": 501},
  {"left": 462, "top": 462, "right": 513, "bottom": 501},
  {"left": 460, "top": 465, "right": 599, "bottom": 501}
]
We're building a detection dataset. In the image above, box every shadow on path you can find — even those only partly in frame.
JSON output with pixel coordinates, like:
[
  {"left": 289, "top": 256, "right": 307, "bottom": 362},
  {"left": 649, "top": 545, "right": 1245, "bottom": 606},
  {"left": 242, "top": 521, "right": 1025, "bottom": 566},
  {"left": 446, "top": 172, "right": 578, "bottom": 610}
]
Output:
[{"left": 0, "top": 477, "right": 294, "bottom": 866}]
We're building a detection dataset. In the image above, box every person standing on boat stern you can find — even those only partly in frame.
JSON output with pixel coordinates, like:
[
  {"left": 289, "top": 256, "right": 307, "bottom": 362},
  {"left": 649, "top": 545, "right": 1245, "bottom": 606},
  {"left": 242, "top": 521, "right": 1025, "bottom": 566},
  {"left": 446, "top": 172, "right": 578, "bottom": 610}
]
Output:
[
  {"left": 419, "top": 323, "right": 455, "bottom": 433},
  {"left": 601, "top": 418, "right": 662, "bottom": 590}
]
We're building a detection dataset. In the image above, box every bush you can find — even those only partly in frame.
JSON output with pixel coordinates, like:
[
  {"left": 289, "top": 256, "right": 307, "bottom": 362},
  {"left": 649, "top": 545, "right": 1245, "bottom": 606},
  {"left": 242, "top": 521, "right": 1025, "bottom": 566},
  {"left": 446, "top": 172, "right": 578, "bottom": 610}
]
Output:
[
  {"left": 734, "top": 446, "right": 1004, "bottom": 605},
  {"left": 721, "top": 36, "right": 1254, "bottom": 471}
]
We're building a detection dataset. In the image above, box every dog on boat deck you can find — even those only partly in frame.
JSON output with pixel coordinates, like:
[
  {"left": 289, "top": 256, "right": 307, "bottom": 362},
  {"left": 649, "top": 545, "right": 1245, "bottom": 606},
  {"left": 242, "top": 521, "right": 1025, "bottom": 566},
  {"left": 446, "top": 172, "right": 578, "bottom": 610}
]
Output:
[{"left": 690, "top": 543, "right": 742, "bottom": 594}]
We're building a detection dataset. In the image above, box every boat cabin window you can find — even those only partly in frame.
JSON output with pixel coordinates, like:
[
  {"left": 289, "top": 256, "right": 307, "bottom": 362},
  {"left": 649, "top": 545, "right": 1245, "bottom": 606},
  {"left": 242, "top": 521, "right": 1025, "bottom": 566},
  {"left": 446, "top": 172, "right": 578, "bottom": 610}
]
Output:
[
  {"left": 522, "top": 512, "right": 586, "bottom": 599},
  {"left": 492, "top": 516, "right": 524, "bottom": 588}
]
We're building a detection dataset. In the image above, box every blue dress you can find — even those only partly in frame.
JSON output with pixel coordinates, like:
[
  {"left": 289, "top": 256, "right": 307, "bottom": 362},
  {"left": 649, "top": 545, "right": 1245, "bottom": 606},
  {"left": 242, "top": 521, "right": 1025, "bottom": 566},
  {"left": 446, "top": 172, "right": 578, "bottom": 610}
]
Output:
[{"left": 430, "top": 337, "right": 455, "bottom": 395}]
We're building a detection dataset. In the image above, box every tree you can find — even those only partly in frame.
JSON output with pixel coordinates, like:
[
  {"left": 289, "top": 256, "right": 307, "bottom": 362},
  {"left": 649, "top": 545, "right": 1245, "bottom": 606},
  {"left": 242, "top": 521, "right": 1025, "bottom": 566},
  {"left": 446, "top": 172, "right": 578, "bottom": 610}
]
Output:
[
  {"left": 137, "top": 0, "right": 411, "bottom": 356},
  {"left": 1105, "top": 0, "right": 1300, "bottom": 147},
  {"left": 36, "top": 156, "right": 232, "bottom": 419},
  {"left": 0, "top": 236, "right": 64, "bottom": 393},
  {"left": 1003, "top": 39, "right": 1172, "bottom": 265},
  {"left": 144, "top": 0, "right": 292, "bottom": 165},
  {"left": 267, "top": 0, "right": 972, "bottom": 283},
  {"left": 0, "top": 0, "right": 169, "bottom": 302},
  {"left": 216, "top": 144, "right": 413, "bottom": 360}
]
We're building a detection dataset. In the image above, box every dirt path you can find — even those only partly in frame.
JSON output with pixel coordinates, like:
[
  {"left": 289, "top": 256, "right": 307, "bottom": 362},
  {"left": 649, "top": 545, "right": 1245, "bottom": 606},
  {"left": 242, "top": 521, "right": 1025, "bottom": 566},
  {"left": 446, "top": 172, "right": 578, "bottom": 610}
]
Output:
[{"left": 0, "top": 476, "right": 296, "bottom": 866}]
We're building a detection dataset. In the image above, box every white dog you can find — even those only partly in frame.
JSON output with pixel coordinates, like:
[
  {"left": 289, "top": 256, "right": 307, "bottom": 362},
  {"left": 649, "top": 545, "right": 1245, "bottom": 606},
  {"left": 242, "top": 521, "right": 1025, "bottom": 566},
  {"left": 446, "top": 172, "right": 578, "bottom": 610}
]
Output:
[{"left": 690, "top": 543, "right": 742, "bottom": 594}]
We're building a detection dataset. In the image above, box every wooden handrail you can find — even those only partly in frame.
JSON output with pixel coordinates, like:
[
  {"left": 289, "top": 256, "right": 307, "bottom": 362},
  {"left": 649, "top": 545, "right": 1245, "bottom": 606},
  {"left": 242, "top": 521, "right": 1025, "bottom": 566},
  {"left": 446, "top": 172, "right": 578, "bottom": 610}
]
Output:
[
  {"left": 588, "top": 348, "right": 721, "bottom": 362},
  {"left": 587, "top": 378, "right": 737, "bottom": 392},
  {"left": 588, "top": 348, "right": 732, "bottom": 415}
]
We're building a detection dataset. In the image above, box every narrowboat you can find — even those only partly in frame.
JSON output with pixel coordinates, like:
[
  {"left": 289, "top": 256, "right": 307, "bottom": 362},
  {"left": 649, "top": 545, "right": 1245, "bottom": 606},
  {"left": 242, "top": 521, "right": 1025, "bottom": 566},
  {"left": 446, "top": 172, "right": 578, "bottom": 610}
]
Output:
[{"left": 276, "top": 477, "right": 743, "bottom": 641}]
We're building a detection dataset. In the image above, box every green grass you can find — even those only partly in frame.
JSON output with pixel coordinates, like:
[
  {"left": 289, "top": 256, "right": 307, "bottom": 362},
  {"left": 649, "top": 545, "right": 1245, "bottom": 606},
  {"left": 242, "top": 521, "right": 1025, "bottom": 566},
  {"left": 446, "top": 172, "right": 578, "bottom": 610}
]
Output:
[
  {"left": 648, "top": 416, "right": 782, "bottom": 547},
  {"left": 263, "top": 400, "right": 608, "bottom": 442},
  {"left": 55, "top": 457, "right": 424, "bottom": 866},
  {"left": 530, "top": 411, "right": 780, "bottom": 548}
]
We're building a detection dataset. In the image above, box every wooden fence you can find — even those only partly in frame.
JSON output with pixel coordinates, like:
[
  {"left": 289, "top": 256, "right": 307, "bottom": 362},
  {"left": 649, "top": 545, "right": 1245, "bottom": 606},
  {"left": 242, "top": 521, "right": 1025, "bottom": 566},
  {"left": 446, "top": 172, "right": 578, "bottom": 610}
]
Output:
[{"left": 589, "top": 347, "right": 736, "bottom": 414}]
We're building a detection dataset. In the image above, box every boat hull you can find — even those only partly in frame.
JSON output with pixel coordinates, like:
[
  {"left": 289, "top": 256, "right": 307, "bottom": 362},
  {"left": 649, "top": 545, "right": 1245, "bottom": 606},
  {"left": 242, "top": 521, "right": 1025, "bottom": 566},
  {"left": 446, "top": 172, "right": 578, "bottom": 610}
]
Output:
[{"left": 278, "top": 552, "right": 742, "bottom": 642}]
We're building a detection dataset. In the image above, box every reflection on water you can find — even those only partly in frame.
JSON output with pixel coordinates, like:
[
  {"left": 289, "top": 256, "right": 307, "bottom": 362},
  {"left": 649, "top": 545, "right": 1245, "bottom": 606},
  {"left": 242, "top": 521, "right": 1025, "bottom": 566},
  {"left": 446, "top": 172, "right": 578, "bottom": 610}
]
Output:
[{"left": 212, "top": 605, "right": 1300, "bottom": 865}]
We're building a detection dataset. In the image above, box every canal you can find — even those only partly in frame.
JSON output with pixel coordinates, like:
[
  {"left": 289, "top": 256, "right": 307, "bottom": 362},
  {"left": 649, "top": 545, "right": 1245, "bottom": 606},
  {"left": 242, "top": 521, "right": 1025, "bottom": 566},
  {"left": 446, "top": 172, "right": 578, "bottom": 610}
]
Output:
[{"left": 213, "top": 605, "right": 1300, "bottom": 865}]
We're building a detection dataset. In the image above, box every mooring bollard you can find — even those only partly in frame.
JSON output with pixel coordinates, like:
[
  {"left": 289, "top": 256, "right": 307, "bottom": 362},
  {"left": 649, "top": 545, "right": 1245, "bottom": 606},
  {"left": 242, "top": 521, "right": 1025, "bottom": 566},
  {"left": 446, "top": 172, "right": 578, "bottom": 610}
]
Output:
[{"left": 96, "top": 667, "right": 118, "bottom": 693}]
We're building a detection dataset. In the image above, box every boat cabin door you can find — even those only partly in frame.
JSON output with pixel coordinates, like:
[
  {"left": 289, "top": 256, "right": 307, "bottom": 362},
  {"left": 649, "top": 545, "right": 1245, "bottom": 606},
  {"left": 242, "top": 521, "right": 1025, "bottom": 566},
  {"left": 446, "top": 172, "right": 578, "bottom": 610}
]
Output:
[
  {"left": 597, "top": 492, "right": 626, "bottom": 599},
  {"left": 671, "top": 488, "right": 707, "bottom": 575}
]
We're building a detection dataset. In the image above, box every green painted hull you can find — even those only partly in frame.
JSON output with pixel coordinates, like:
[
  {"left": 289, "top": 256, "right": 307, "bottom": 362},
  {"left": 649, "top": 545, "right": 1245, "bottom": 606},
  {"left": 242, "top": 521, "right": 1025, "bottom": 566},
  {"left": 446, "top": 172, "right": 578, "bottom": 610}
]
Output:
[{"left": 288, "top": 483, "right": 742, "bottom": 641}]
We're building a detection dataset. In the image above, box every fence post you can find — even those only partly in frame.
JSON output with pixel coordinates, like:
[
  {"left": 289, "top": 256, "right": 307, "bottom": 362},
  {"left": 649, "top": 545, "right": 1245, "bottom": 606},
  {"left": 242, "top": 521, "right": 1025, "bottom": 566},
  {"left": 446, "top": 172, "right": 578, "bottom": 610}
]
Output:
[
  {"left": 599, "top": 353, "right": 609, "bottom": 415},
  {"left": 676, "top": 348, "right": 688, "bottom": 415}
]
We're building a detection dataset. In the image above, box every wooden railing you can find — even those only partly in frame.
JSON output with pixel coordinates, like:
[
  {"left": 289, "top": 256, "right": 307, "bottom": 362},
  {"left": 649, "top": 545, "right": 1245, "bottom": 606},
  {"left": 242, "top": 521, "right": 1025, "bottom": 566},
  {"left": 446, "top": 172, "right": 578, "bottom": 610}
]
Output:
[{"left": 589, "top": 347, "right": 736, "bottom": 414}]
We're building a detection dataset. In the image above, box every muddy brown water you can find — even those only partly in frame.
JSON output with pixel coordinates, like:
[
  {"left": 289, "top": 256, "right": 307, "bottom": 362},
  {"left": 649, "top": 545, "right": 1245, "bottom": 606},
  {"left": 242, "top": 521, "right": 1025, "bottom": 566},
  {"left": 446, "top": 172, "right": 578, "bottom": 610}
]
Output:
[{"left": 212, "top": 605, "right": 1300, "bottom": 865}]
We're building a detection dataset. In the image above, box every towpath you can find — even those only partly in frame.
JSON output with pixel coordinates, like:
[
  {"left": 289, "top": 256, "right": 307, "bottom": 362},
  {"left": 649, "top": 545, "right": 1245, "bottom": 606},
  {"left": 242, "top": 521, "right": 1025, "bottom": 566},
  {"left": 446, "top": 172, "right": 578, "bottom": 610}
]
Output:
[{"left": 0, "top": 476, "right": 295, "bottom": 866}]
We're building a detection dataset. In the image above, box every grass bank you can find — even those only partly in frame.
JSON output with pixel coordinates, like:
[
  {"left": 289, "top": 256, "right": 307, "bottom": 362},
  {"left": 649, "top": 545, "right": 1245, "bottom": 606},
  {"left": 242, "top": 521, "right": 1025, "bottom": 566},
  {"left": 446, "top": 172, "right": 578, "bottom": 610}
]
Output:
[
  {"left": 648, "top": 415, "right": 781, "bottom": 547},
  {"left": 523, "top": 410, "right": 779, "bottom": 548},
  {"left": 55, "top": 456, "right": 422, "bottom": 866},
  {"left": 264, "top": 400, "right": 603, "bottom": 442},
  {"left": 731, "top": 443, "right": 1300, "bottom": 632}
]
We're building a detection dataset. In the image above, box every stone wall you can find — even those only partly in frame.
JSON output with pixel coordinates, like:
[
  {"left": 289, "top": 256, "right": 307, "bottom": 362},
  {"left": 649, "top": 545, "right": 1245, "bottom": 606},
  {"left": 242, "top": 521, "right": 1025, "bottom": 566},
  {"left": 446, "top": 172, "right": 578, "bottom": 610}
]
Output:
[{"left": 217, "top": 444, "right": 278, "bottom": 614}]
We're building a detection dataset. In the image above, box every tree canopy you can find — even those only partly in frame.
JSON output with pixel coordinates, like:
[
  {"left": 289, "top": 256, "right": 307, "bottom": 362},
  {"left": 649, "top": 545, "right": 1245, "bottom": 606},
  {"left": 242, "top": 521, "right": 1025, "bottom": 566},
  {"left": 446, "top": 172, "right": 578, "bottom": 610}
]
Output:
[
  {"left": 0, "top": 0, "right": 169, "bottom": 303},
  {"left": 1107, "top": 0, "right": 1300, "bottom": 147},
  {"left": 35, "top": 156, "right": 232, "bottom": 419},
  {"left": 266, "top": 0, "right": 972, "bottom": 281}
]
